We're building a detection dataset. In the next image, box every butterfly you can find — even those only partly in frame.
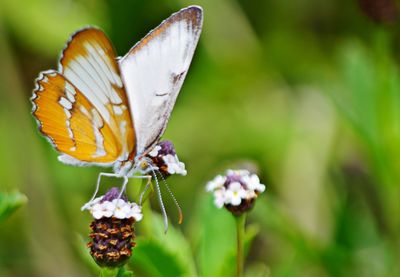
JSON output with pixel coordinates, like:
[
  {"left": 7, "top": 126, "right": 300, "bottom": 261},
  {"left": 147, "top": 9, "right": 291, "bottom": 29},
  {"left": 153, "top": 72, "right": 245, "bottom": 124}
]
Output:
[{"left": 31, "top": 6, "right": 203, "bottom": 221}]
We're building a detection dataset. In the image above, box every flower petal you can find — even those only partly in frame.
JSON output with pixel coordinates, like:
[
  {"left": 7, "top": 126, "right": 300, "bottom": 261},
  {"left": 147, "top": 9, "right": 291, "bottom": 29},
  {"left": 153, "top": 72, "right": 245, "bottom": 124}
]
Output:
[
  {"left": 229, "top": 182, "right": 243, "bottom": 191},
  {"left": 230, "top": 195, "right": 242, "bottom": 206}
]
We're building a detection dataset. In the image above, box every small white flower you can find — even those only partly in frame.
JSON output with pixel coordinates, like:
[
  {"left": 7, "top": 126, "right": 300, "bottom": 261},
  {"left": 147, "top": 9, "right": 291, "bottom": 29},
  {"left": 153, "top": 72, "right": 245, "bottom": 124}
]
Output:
[
  {"left": 112, "top": 199, "right": 131, "bottom": 219},
  {"left": 127, "top": 203, "right": 143, "bottom": 222},
  {"left": 206, "top": 169, "right": 265, "bottom": 212},
  {"left": 225, "top": 182, "right": 247, "bottom": 206},
  {"left": 227, "top": 169, "right": 250, "bottom": 177},
  {"left": 163, "top": 154, "right": 187, "bottom": 175},
  {"left": 245, "top": 189, "right": 257, "bottom": 199},
  {"left": 91, "top": 203, "right": 104, "bottom": 219},
  {"left": 148, "top": 145, "right": 162, "bottom": 157},
  {"left": 163, "top": 154, "right": 176, "bottom": 167},
  {"left": 87, "top": 197, "right": 144, "bottom": 220},
  {"left": 100, "top": 201, "right": 115, "bottom": 218},
  {"left": 243, "top": 174, "right": 265, "bottom": 193},
  {"left": 213, "top": 188, "right": 226, "bottom": 208},
  {"left": 91, "top": 201, "right": 115, "bottom": 219},
  {"left": 177, "top": 161, "right": 187, "bottom": 176},
  {"left": 206, "top": 175, "right": 226, "bottom": 192},
  {"left": 84, "top": 187, "right": 145, "bottom": 220}
]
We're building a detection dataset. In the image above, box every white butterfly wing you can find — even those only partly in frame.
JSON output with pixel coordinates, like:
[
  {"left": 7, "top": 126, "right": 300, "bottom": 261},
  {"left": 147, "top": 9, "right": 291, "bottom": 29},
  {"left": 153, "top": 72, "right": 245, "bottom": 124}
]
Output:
[{"left": 118, "top": 6, "right": 203, "bottom": 156}]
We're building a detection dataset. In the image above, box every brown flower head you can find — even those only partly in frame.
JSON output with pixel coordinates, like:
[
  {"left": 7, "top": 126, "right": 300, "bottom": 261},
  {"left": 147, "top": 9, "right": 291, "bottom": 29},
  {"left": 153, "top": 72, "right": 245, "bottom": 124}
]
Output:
[{"left": 83, "top": 187, "right": 143, "bottom": 267}]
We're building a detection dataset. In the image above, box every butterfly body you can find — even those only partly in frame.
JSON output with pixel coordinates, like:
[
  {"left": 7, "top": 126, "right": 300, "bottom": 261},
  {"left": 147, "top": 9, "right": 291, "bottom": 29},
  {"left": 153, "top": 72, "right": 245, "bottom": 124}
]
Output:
[
  {"left": 112, "top": 154, "right": 150, "bottom": 178},
  {"left": 32, "top": 6, "right": 203, "bottom": 176}
]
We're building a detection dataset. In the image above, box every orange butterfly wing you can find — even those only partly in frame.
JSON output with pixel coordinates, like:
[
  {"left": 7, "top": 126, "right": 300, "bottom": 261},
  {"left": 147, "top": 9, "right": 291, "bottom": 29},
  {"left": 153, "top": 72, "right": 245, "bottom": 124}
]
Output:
[
  {"left": 32, "top": 28, "right": 135, "bottom": 165},
  {"left": 33, "top": 71, "right": 122, "bottom": 163}
]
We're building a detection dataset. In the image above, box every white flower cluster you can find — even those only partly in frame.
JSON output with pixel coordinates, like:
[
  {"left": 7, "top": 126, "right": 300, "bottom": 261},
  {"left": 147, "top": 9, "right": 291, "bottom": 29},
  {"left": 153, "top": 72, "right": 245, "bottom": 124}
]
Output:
[
  {"left": 82, "top": 197, "right": 143, "bottom": 221},
  {"left": 206, "top": 169, "right": 265, "bottom": 208},
  {"left": 149, "top": 145, "right": 187, "bottom": 175},
  {"left": 163, "top": 154, "right": 187, "bottom": 175}
]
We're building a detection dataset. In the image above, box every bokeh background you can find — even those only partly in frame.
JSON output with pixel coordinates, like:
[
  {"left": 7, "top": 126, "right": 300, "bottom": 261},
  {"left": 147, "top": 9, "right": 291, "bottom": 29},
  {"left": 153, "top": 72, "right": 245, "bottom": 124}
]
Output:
[{"left": 1, "top": 0, "right": 400, "bottom": 276}]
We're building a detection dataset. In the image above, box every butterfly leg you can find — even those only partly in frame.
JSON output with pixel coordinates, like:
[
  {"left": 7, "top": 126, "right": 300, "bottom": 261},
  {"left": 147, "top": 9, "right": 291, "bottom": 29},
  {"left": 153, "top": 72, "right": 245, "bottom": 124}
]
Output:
[
  {"left": 117, "top": 175, "right": 152, "bottom": 201},
  {"left": 81, "top": 172, "right": 120, "bottom": 210},
  {"left": 129, "top": 173, "right": 168, "bottom": 232},
  {"left": 117, "top": 176, "right": 129, "bottom": 200},
  {"left": 127, "top": 175, "right": 153, "bottom": 204}
]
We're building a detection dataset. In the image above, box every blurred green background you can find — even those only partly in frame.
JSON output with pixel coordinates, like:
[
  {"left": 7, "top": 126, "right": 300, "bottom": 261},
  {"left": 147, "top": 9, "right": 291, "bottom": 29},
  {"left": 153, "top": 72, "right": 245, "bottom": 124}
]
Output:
[{"left": 1, "top": 0, "right": 400, "bottom": 276}]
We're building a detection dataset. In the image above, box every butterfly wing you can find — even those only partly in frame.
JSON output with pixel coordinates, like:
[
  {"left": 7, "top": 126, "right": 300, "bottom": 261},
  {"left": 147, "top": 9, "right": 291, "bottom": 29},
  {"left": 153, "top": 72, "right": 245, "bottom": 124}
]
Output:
[
  {"left": 32, "top": 28, "right": 135, "bottom": 165},
  {"left": 32, "top": 71, "right": 122, "bottom": 164},
  {"left": 60, "top": 27, "right": 135, "bottom": 156},
  {"left": 118, "top": 6, "right": 203, "bottom": 156}
]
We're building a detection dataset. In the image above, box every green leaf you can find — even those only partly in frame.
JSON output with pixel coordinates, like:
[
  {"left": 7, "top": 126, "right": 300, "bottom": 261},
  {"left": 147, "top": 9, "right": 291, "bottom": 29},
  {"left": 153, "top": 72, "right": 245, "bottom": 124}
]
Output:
[
  {"left": 244, "top": 223, "right": 260, "bottom": 255},
  {"left": 130, "top": 212, "right": 197, "bottom": 277},
  {"left": 218, "top": 222, "right": 260, "bottom": 277},
  {"left": 196, "top": 195, "right": 236, "bottom": 277},
  {"left": 193, "top": 194, "right": 262, "bottom": 277},
  {"left": 244, "top": 263, "right": 269, "bottom": 277},
  {"left": 0, "top": 191, "right": 27, "bottom": 223},
  {"left": 130, "top": 239, "right": 184, "bottom": 277},
  {"left": 74, "top": 234, "right": 99, "bottom": 275}
]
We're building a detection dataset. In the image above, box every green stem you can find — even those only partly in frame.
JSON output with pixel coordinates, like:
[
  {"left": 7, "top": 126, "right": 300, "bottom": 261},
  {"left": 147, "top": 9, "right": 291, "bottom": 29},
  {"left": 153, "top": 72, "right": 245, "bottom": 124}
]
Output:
[
  {"left": 138, "top": 178, "right": 154, "bottom": 236},
  {"left": 141, "top": 199, "right": 153, "bottom": 236},
  {"left": 235, "top": 214, "right": 246, "bottom": 277},
  {"left": 99, "top": 267, "right": 119, "bottom": 277},
  {"left": 99, "top": 266, "right": 133, "bottom": 277}
]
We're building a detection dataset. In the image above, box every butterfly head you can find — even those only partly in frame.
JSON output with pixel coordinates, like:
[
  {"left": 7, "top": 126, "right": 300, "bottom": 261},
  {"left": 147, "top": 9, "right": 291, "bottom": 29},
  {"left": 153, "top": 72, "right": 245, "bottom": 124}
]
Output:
[{"left": 133, "top": 156, "right": 156, "bottom": 175}]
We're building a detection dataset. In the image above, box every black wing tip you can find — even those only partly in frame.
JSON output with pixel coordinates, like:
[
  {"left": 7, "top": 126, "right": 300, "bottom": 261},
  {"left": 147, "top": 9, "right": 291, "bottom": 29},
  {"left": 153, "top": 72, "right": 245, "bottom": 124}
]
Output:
[
  {"left": 180, "top": 5, "right": 203, "bottom": 18},
  {"left": 65, "top": 25, "right": 105, "bottom": 41},
  {"left": 63, "top": 25, "right": 104, "bottom": 48},
  {"left": 183, "top": 5, "right": 203, "bottom": 13},
  {"left": 175, "top": 5, "right": 203, "bottom": 28}
]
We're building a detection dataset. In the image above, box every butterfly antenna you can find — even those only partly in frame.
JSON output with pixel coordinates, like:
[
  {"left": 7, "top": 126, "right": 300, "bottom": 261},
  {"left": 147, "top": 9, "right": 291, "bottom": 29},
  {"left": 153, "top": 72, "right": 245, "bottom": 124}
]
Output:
[
  {"left": 158, "top": 171, "right": 183, "bottom": 224},
  {"left": 149, "top": 166, "right": 169, "bottom": 233}
]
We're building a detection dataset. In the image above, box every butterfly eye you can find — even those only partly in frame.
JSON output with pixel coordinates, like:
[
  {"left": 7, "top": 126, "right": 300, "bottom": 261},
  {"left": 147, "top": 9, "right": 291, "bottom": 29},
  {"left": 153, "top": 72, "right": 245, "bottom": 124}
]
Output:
[{"left": 140, "top": 161, "right": 148, "bottom": 170}]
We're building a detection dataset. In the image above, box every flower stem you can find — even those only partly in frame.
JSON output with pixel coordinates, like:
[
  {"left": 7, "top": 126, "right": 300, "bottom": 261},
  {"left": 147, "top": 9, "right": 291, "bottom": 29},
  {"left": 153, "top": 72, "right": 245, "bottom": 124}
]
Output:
[
  {"left": 99, "top": 266, "right": 133, "bottom": 277},
  {"left": 138, "top": 177, "right": 154, "bottom": 236},
  {"left": 235, "top": 214, "right": 246, "bottom": 277},
  {"left": 99, "top": 267, "right": 119, "bottom": 277}
]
